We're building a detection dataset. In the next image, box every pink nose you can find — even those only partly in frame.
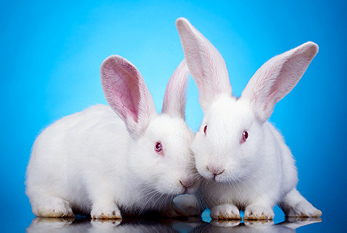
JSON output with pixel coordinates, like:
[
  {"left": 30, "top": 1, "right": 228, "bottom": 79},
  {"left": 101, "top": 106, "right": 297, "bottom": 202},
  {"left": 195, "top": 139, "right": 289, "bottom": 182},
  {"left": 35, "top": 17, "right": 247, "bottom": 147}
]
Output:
[
  {"left": 207, "top": 166, "right": 225, "bottom": 176},
  {"left": 179, "top": 179, "right": 195, "bottom": 188}
]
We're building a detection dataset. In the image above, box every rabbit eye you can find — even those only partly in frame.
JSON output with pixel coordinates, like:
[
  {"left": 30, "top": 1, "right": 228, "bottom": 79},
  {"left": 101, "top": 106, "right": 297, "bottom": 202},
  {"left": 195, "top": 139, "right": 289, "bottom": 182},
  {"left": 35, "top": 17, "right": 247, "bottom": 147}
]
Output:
[
  {"left": 155, "top": 141, "right": 163, "bottom": 154},
  {"left": 241, "top": 130, "right": 248, "bottom": 144},
  {"left": 203, "top": 125, "right": 207, "bottom": 135}
]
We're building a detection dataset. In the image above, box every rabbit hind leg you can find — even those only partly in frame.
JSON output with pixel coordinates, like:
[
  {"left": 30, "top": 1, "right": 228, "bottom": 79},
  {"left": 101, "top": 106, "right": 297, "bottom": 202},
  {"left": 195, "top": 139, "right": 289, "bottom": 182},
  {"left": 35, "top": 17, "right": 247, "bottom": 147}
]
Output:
[
  {"left": 279, "top": 188, "right": 322, "bottom": 218},
  {"left": 30, "top": 194, "right": 74, "bottom": 218}
]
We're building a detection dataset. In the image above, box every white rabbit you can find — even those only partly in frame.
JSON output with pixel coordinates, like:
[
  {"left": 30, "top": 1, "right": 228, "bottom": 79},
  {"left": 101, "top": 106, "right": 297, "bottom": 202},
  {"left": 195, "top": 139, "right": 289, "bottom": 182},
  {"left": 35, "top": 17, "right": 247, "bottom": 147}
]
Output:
[
  {"left": 25, "top": 55, "right": 200, "bottom": 219},
  {"left": 176, "top": 18, "right": 322, "bottom": 220}
]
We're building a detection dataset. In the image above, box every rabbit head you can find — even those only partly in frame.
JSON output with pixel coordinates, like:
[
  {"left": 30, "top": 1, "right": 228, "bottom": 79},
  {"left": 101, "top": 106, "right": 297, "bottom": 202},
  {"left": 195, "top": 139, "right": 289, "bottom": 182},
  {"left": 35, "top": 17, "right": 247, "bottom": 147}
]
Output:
[
  {"left": 176, "top": 18, "right": 318, "bottom": 183},
  {"left": 101, "top": 56, "right": 199, "bottom": 195}
]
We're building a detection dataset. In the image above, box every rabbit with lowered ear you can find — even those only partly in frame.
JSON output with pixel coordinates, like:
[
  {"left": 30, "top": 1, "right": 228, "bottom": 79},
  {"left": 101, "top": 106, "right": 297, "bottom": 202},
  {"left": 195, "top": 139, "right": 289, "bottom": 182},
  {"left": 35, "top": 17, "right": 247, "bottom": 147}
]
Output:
[
  {"left": 176, "top": 18, "right": 322, "bottom": 220},
  {"left": 26, "top": 56, "right": 199, "bottom": 219}
]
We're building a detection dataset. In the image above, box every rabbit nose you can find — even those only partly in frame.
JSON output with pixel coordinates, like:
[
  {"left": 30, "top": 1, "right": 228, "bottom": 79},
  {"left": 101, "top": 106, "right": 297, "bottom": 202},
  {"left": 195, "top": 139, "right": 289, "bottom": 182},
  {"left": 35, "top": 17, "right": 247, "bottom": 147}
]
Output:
[
  {"left": 179, "top": 179, "right": 195, "bottom": 189},
  {"left": 207, "top": 166, "right": 225, "bottom": 177}
]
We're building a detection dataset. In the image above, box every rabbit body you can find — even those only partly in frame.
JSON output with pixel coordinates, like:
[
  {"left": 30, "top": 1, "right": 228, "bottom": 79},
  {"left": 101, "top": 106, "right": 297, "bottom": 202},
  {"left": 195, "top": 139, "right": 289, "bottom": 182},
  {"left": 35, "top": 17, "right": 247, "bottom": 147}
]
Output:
[
  {"left": 176, "top": 18, "right": 322, "bottom": 220},
  {"left": 194, "top": 96, "right": 298, "bottom": 219},
  {"left": 26, "top": 56, "right": 198, "bottom": 219}
]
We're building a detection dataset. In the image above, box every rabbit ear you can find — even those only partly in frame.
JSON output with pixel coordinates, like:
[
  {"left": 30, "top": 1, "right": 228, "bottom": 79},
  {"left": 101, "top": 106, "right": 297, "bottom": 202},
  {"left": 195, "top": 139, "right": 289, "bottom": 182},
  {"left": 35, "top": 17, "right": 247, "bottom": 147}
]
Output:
[
  {"left": 101, "top": 55, "right": 156, "bottom": 136},
  {"left": 176, "top": 18, "right": 231, "bottom": 112},
  {"left": 241, "top": 42, "right": 319, "bottom": 123},
  {"left": 162, "top": 59, "right": 189, "bottom": 119}
]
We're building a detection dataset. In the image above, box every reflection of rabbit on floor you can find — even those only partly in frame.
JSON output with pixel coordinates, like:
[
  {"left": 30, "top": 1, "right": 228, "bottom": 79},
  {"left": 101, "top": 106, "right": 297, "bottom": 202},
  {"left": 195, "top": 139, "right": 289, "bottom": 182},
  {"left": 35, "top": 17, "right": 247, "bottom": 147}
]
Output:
[
  {"left": 26, "top": 217, "right": 321, "bottom": 233},
  {"left": 193, "top": 218, "right": 321, "bottom": 233},
  {"left": 26, "top": 217, "right": 199, "bottom": 233}
]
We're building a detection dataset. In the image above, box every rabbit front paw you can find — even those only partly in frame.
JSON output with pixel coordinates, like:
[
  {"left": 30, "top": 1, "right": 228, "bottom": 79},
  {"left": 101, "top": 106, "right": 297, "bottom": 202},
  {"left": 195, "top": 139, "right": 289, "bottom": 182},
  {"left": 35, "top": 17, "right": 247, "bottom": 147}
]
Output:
[
  {"left": 244, "top": 205, "right": 274, "bottom": 220},
  {"left": 210, "top": 204, "right": 241, "bottom": 220},
  {"left": 91, "top": 204, "right": 122, "bottom": 219}
]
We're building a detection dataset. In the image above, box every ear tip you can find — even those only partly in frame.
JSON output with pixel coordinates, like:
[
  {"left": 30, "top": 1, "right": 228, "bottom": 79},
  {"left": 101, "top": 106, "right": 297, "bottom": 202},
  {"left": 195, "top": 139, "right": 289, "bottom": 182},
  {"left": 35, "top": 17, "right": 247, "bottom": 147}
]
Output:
[
  {"left": 175, "top": 17, "right": 190, "bottom": 29},
  {"left": 303, "top": 41, "right": 319, "bottom": 56},
  {"left": 176, "top": 17, "right": 188, "bottom": 23},
  {"left": 305, "top": 41, "right": 319, "bottom": 49},
  {"left": 101, "top": 55, "right": 123, "bottom": 70}
]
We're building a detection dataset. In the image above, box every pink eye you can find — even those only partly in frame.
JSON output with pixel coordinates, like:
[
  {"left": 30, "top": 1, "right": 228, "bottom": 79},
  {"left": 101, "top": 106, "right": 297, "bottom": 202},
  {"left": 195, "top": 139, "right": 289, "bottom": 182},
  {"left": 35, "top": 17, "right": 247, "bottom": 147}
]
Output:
[
  {"left": 203, "top": 125, "right": 207, "bottom": 135},
  {"left": 155, "top": 142, "right": 163, "bottom": 153},
  {"left": 241, "top": 130, "right": 248, "bottom": 144}
]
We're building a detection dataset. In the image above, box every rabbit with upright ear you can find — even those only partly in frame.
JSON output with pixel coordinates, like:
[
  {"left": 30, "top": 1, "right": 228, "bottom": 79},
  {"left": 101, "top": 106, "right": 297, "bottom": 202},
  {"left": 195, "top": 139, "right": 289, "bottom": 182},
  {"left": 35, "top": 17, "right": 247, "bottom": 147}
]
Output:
[
  {"left": 25, "top": 56, "right": 199, "bottom": 219},
  {"left": 176, "top": 18, "right": 322, "bottom": 220}
]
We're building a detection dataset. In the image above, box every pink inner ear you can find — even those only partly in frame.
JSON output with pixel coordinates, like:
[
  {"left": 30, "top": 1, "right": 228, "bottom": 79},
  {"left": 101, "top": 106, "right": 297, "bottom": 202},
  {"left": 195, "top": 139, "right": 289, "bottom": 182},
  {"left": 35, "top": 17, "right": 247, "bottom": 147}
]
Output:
[
  {"left": 101, "top": 57, "right": 141, "bottom": 124},
  {"left": 242, "top": 42, "right": 318, "bottom": 122}
]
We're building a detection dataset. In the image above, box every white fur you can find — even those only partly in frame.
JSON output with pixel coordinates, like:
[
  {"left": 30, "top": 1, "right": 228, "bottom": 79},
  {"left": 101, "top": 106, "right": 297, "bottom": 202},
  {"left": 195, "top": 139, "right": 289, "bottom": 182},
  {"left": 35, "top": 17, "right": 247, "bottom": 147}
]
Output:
[
  {"left": 176, "top": 18, "right": 322, "bottom": 220},
  {"left": 26, "top": 56, "right": 199, "bottom": 219}
]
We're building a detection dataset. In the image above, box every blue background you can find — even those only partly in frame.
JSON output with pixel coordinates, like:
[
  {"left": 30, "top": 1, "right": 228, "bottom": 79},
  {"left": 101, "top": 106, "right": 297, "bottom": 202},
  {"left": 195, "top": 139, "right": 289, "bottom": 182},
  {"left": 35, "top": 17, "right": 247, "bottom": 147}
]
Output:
[{"left": 1, "top": 0, "right": 346, "bottom": 232}]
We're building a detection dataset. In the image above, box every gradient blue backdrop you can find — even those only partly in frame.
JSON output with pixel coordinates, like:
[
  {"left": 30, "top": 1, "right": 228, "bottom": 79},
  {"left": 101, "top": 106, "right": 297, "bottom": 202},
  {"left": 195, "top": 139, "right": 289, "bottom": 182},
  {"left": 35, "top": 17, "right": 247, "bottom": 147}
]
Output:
[{"left": 1, "top": 0, "right": 346, "bottom": 232}]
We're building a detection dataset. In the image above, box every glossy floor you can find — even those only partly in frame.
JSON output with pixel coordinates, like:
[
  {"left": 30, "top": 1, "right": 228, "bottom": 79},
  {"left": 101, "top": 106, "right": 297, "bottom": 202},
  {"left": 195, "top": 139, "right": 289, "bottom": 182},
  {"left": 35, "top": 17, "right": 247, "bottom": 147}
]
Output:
[{"left": 25, "top": 216, "right": 323, "bottom": 233}]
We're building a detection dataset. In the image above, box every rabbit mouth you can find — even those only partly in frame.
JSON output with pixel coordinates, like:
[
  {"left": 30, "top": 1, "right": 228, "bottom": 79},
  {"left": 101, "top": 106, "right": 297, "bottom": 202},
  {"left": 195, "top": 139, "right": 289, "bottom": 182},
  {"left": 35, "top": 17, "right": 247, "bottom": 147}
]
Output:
[
  {"left": 183, "top": 185, "right": 199, "bottom": 195},
  {"left": 211, "top": 174, "right": 225, "bottom": 183},
  {"left": 179, "top": 180, "right": 199, "bottom": 195},
  {"left": 204, "top": 166, "right": 225, "bottom": 182},
  {"left": 207, "top": 172, "right": 239, "bottom": 184}
]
